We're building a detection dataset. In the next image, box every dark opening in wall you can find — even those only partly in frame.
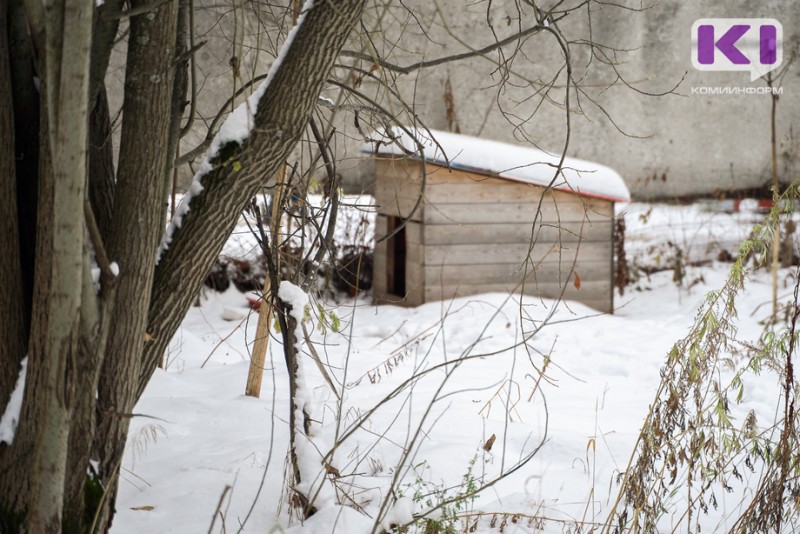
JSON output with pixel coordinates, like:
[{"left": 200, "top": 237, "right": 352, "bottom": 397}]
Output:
[{"left": 386, "top": 216, "right": 406, "bottom": 297}]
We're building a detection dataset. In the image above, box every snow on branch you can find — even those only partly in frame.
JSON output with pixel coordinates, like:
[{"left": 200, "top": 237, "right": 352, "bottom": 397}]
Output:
[
  {"left": 278, "top": 281, "right": 339, "bottom": 507},
  {"left": 0, "top": 356, "right": 28, "bottom": 445}
]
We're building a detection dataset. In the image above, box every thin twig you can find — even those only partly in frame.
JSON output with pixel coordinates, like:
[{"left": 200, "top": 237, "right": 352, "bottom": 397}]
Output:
[
  {"left": 84, "top": 199, "right": 116, "bottom": 284},
  {"left": 340, "top": 23, "right": 544, "bottom": 75},
  {"left": 206, "top": 484, "right": 232, "bottom": 534}
]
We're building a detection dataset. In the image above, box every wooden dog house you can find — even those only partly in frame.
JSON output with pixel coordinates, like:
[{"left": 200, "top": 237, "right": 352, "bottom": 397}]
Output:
[{"left": 367, "top": 128, "right": 630, "bottom": 313}]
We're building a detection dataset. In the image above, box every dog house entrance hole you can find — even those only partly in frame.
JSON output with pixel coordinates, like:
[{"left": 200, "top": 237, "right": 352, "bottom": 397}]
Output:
[{"left": 386, "top": 216, "right": 406, "bottom": 296}]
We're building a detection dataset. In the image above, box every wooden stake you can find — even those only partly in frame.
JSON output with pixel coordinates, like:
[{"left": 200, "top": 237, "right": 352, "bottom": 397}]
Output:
[
  {"left": 245, "top": 278, "right": 275, "bottom": 397},
  {"left": 245, "top": 177, "right": 284, "bottom": 397}
]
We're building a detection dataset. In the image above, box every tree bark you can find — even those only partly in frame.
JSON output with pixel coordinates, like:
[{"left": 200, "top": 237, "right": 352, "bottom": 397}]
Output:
[
  {"left": 0, "top": 8, "right": 27, "bottom": 523},
  {"left": 7, "top": 111, "right": 56, "bottom": 531},
  {"left": 7, "top": 0, "right": 40, "bottom": 344},
  {"left": 164, "top": 0, "right": 189, "bottom": 199},
  {"left": 63, "top": 258, "right": 115, "bottom": 533},
  {"left": 93, "top": 0, "right": 178, "bottom": 529},
  {"left": 24, "top": 0, "right": 93, "bottom": 529},
  {"left": 139, "top": 1, "right": 367, "bottom": 505},
  {"left": 88, "top": 88, "right": 116, "bottom": 242},
  {"left": 89, "top": 0, "right": 123, "bottom": 102},
  {"left": 0, "top": 2, "right": 40, "bottom": 507},
  {"left": 85, "top": 0, "right": 123, "bottom": 238},
  {"left": 0, "top": 0, "right": 25, "bottom": 419}
]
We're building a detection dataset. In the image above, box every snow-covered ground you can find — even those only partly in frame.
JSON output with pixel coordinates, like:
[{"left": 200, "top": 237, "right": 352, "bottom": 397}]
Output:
[
  {"left": 111, "top": 201, "right": 794, "bottom": 533},
  {"left": 622, "top": 200, "right": 783, "bottom": 269}
]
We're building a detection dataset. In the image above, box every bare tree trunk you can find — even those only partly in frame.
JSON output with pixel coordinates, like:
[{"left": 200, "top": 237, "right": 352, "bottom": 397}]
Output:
[
  {"left": 85, "top": 0, "right": 124, "bottom": 237},
  {"left": 11, "top": 112, "right": 57, "bottom": 531},
  {"left": 88, "top": 89, "right": 116, "bottom": 241},
  {"left": 23, "top": 0, "right": 93, "bottom": 529},
  {"left": 89, "top": 0, "right": 123, "bottom": 102},
  {"left": 0, "top": 0, "right": 25, "bottom": 416},
  {"left": 60, "top": 29, "right": 120, "bottom": 533},
  {"left": 6, "top": 0, "right": 40, "bottom": 344},
  {"left": 0, "top": 1, "right": 40, "bottom": 518},
  {"left": 62, "top": 256, "right": 117, "bottom": 531},
  {"left": 164, "top": 0, "right": 190, "bottom": 204},
  {"left": 93, "top": 0, "right": 178, "bottom": 528}
]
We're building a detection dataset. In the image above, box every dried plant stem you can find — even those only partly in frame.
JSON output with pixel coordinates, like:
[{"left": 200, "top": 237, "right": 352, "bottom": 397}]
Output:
[
  {"left": 769, "top": 72, "right": 780, "bottom": 318},
  {"left": 206, "top": 484, "right": 232, "bottom": 534}
]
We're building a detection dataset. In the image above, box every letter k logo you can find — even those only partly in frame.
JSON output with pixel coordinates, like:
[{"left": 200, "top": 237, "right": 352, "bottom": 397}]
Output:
[
  {"left": 692, "top": 19, "right": 783, "bottom": 81},
  {"left": 697, "top": 24, "right": 750, "bottom": 65}
]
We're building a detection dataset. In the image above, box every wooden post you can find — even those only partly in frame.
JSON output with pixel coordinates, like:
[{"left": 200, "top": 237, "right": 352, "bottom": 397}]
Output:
[
  {"left": 245, "top": 178, "right": 283, "bottom": 397},
  {"left": 245, "top": 280, "right": 275, "bottom": 397}
]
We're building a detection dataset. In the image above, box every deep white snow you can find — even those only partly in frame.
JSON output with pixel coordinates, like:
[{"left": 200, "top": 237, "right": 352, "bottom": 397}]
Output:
[{"left": 112, "top": 201, "right": 790, "bottom": 533}]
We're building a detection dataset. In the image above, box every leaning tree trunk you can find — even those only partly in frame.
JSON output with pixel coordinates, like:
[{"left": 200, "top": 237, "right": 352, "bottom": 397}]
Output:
[
  {"left": 141, "top": 0, "right": 367, "bottom": 393},
  {"left": 140, "top": 0, "right": 366, "bottom": 511}
]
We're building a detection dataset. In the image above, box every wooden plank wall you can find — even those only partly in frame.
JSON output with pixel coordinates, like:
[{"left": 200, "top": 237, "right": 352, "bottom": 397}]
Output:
[
  {"left": 373, "top": 158, "right": 615, "bottom": 313},
  {"left": 374, "top": 158, "right": 424, "bottom": 222},
  {"left": 404, "top": 220, "right": 424, "bottom": 306}
]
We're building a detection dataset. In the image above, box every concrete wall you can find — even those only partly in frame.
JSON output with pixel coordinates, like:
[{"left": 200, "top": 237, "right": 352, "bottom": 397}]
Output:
[{"left": 340, "top": 0, "right": 800, "bottom": 199}]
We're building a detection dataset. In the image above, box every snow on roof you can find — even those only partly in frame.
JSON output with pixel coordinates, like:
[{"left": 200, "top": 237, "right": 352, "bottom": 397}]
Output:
[{"left": 365, "top": 127, "right": 631, "bottom": 203}]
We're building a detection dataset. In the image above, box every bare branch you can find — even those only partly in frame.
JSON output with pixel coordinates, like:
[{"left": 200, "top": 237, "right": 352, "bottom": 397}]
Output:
[{"left": 340, "top": 23, "right": 545, "bottom": 75}]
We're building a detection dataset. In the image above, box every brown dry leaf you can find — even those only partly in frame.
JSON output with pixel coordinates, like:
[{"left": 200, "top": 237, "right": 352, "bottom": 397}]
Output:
[
  {"left": 325, "top": 464, "right": 341, "bottom": 478},
  {"left": 144, "top": 332, "right": 155, "bottom": 342},
  {"left": 130, "top": 505, "right": 155, "bottom": 511},
  {"left": 483, "top": 433, "right": 497, "bottom": 452},
  {"left": 573, "top": 272, "right": 581, "bottom": 290}
]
